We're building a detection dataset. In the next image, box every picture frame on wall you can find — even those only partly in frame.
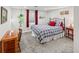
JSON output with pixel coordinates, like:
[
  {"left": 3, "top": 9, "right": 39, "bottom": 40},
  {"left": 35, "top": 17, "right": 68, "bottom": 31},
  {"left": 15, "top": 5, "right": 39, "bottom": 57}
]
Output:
[
  {"left": 60, "top": 10, "right": 69, "bottom": 15},
  {"left": 1, "top": 7, "right": 7, "bottom": 24}
]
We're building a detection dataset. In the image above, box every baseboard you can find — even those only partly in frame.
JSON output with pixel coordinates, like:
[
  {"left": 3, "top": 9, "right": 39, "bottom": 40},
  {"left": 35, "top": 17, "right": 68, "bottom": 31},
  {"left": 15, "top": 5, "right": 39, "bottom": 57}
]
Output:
[{"left": 22, "top": 29, "right": 32, "bottom": 33}]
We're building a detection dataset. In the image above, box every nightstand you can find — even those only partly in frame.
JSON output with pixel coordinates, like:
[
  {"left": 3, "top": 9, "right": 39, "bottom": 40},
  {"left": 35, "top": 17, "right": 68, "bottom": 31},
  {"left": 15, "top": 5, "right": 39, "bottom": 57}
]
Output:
[{"left": 65, "top": 27, "right": 74, "bottom": 40}]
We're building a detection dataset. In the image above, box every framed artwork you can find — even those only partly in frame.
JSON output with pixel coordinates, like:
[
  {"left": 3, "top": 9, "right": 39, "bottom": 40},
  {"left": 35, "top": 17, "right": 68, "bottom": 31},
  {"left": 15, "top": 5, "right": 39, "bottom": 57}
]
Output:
[
  {"left": 65, "top": 11, "right": 69, "bottom": 14},
  {"left": 1, "top": 7, "right": 7, "bottom": 24},
  {"left": 60, "top": 11, "right": 64, "bottom": 15},
  {"left": 60, "top": 10, "right": 69, "bottom": 15}
]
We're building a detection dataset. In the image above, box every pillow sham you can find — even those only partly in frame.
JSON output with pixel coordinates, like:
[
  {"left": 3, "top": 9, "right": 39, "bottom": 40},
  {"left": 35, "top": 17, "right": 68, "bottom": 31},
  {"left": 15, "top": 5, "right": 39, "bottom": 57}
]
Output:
[
  {"left": 59, "top": 22, "right": 64, "bottom": 30},
  {"left": 49, "top": 21, "right": 56, "bottom": 26}
]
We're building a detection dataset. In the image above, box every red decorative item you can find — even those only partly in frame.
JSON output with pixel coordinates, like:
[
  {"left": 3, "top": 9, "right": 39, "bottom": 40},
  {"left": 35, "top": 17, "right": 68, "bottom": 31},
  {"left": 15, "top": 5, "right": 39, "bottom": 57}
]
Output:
[
  {"left": 59, "top": 22, "right": 64, "bottom": 30},
  {"left": 49, "top": 21, "right": 56, "bottom": 26}
]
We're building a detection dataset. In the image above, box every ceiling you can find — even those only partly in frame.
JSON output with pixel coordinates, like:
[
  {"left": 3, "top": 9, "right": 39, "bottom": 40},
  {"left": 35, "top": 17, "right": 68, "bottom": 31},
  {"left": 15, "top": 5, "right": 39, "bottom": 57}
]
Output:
[{"left": 10, "top": 6, "right": 67, "bottom": 11}]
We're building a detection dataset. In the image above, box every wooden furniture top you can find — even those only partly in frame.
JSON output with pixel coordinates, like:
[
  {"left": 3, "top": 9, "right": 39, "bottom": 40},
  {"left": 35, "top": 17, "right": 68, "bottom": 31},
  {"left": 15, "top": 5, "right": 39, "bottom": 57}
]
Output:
[
  {"left": 0, "top": 36, "right": 2, "bottom": 41},
  {"left": 2, "top": 31, "right": 18, "bottom": 41},
  {"left": 66, "top": 27, "right": 74, "bottom": 31},
  {"left": 1, "top": 30, "right": 19, "bottom": 53}
]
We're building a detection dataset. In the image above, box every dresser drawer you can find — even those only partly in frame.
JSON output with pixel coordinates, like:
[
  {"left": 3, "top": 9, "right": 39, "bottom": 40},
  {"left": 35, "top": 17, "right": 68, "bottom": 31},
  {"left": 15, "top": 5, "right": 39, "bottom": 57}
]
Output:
[
  {"left": 3, "top": 40, "right": 15, "bottom": 53},
  {"left": 0, "top": 41, "right": 2, "bottom": 53}
]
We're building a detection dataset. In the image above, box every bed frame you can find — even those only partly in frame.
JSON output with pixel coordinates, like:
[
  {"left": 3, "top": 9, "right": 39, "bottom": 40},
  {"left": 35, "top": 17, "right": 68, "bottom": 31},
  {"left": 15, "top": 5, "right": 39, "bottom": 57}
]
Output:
[
  {"left": 32, "top": 18, "right": 65, "bottom": 44},
  {"left": 50, "top": 17, "right": 65, "bottom": 30}
]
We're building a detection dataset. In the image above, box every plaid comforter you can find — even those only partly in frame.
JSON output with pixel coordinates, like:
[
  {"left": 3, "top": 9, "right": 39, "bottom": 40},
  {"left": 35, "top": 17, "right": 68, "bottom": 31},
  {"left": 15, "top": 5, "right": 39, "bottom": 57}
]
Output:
[{"left": 31, "top": 25, "right": 63, "bottom": 41}]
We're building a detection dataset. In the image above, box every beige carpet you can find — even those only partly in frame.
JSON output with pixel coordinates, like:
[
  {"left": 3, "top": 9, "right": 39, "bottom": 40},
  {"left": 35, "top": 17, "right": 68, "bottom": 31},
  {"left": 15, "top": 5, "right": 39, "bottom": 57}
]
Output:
[{"left": 20, "top": 32, "right": 73, "bottom": 53}]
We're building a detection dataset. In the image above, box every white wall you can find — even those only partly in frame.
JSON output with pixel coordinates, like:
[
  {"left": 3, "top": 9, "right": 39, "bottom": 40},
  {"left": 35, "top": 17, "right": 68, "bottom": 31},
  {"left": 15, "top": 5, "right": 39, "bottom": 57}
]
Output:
[
  {"left": 11, "top": 8, "right": 26, "bottom": 32},
  {"left": 11, "top": 8, "right": 47, "bottom": 32},
  {"left": 11, "top": 9, "right": 35, "bottom": 32},
  {"left": 74, "top": 6, "right": 79, "bottom": 52},
  {"left": 0, "top": 6, "right": 11, "bottom": 36},
  {"left": 29, "top": 10, "right": 35, "bottom": 30},
  {"left": 38, "top": 11, "right": 48, "bottom": 25},
  {"left": 47, "top": 7, "right": 74, "bottom": 27}
]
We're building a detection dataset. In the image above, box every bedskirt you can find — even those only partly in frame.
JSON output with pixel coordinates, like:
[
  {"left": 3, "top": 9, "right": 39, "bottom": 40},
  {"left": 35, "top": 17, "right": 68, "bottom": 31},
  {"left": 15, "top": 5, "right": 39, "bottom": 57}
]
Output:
[{"left": 32, "top": 31, "right": 64, "bottom": 43}]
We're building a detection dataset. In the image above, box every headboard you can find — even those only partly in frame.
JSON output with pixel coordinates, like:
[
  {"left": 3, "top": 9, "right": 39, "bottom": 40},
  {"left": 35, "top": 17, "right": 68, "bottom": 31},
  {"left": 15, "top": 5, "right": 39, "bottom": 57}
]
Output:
[{"left": 50, "top": 17, "right": 65, "bottom": 30}]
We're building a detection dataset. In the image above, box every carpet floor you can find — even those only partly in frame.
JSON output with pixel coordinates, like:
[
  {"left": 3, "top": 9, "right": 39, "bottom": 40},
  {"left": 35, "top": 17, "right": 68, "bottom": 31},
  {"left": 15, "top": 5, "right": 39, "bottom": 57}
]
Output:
[{"left": 20, "top": 32, "right": 73, "bottom": 53}]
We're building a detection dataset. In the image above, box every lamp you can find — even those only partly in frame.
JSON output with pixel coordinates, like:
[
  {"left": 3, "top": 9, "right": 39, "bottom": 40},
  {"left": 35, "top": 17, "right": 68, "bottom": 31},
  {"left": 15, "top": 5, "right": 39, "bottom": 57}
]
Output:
[{"left": 69, "top": 24, "right": 73, "bottom": 28}]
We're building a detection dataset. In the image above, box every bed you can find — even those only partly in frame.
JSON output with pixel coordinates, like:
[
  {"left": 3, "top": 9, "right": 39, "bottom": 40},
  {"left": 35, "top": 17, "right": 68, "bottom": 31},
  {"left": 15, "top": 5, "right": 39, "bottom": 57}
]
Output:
[{"left": 31, "top": 18, "right": 65, "bottom": 44}]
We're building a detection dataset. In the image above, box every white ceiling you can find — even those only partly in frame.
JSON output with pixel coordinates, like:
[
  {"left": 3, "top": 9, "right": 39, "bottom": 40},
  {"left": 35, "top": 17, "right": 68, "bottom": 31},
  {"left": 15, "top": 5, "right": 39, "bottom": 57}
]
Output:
[{"left": 10, "top": 6, "right": 67, "bottom": 11}]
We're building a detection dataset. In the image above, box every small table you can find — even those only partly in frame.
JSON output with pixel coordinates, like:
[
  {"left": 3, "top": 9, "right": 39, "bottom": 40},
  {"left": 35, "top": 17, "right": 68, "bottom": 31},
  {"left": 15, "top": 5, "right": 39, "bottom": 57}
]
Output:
[
  {"left": 2, "top": 31, "right": 18, "bottom": 53},
  {"left": 65, "top": 27, "right": 74, "bottom": 40}
]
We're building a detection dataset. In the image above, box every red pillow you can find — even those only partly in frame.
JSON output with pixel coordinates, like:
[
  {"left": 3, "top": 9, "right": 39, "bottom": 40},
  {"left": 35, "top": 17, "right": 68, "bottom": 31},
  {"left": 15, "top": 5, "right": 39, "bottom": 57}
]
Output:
[
  {"left": 49, "top": 21, "right": 56, "bottom": 26},
  {"left": 59, "top": 22, "right": 64, "bottom": 30}
]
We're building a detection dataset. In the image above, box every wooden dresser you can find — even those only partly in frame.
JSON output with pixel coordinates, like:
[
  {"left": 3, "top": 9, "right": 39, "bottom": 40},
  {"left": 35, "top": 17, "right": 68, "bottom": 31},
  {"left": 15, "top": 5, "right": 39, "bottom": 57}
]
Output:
[
  {"left": 2, "top": 31, "right": 18, "bottom": 53},
  {"left": 0, "top": 36, "right": 2, "bottom": 53}
]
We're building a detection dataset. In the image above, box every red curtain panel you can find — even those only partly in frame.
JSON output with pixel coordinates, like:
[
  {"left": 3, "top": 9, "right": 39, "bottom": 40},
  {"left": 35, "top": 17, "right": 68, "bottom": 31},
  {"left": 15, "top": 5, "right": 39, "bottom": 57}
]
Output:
[
  {"left": 35, "top": 10, "right": 38, "bottom": 25},
  {"left": 26, "top": 9, "right": 29, "bottom": 27}
]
